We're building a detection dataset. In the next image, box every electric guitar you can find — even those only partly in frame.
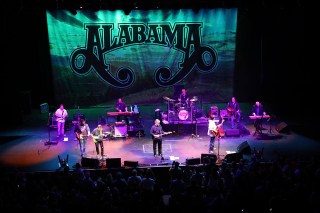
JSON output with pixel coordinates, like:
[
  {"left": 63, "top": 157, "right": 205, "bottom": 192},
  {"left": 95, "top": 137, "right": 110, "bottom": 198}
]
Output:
[
  {"left": 75, "top": 132, "right": 90, "bottom": 140},
  {"left": 152, "top": 131, "right": 174, "bottom": 139},
  {"left": 211, "top": 119, "right": 225, "bottom": 137},
  {"left": 91, "top": 134, "right": 104, "bottom": 143}
]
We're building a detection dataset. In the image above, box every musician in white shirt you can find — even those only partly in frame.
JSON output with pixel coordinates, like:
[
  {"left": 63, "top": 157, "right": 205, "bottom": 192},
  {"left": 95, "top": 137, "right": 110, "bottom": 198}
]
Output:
[
  {"left": 54, "top": 104, "right": 68, "bottom": 137},
  {"left": 207, "top": 114, "right": 218, "bottom": 153}
]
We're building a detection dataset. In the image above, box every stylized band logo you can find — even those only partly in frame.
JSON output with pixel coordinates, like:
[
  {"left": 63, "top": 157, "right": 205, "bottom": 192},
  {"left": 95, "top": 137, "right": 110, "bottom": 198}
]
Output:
[{"left": 70, "top": 22, "right": 218, "bottom": 88}]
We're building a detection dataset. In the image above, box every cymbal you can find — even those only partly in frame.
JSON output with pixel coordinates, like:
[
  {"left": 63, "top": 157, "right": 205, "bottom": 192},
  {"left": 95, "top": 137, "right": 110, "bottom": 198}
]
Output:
[
  {"left": 163, "top": 96, "right": 175, "bottom": 101},
  {"left": 190, "top": 98, "right": 198, "bottom": 102}
]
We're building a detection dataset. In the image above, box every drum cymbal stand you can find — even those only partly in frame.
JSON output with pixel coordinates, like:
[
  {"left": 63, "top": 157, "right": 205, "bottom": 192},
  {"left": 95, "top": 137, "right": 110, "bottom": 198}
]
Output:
[
  {"left": 189, "top": 113, "right": 199, "bottom": 140},
  {"left": 166, "top": 100, "right": 170, "bottom": 122}
]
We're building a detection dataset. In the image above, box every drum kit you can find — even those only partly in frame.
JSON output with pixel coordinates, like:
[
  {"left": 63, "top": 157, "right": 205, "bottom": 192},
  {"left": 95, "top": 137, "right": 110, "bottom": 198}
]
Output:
[{"left": 162, "top": 96, "right": 200, "bottom": 121}]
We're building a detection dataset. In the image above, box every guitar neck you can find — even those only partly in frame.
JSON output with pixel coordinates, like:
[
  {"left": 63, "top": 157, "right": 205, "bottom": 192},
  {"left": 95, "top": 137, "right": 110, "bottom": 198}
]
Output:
[{"left": 154, "top": 131, "right": 173, "bottom": 137}]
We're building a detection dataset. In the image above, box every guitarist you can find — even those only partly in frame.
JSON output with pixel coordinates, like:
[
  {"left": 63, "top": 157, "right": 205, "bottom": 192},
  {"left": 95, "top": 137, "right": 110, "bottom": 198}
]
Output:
[
  {"left": 74, "top": 119, "right": 90, "bottom": 157},
  {"left": 207, "top": 114, "right": 224, "bottom": 153},
  {"left": 150, "top": 119, "right": 171, "bottom": 158},
  {"left": 225, "top": 97, "right": 241, "bottom": 129},
  {"left": 91, "top": 124, "right": 105, "bottom": 159},
  {"left": 54, "top": 104, "right": 68, "bottom": 137}
]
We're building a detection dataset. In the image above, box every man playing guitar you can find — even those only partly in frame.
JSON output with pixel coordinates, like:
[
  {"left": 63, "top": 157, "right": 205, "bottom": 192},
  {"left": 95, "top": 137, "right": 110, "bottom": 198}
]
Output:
[
  {"left": 150, "top": 119, "right": 172, "bottom": 158},
  {"left": 74, "top": 119, "right": 90, "bottom": 157},
  {"left": 207, "top": 114, "right": 225, "bottom": 153},
  {"left": 54, "top": 104, "right": 68, "bottom": 137},
  {"left": 91, "top": 124, "right": 105, "bottom": 159},
  {"left": 225, "top": 97, "right": 241, "bottom": 129}
]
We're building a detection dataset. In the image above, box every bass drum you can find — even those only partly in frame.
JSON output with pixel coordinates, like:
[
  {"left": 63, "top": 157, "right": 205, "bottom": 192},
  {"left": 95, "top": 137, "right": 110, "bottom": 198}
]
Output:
[{"left": 178, "top": 109, "right": 189, "bottom": 120}]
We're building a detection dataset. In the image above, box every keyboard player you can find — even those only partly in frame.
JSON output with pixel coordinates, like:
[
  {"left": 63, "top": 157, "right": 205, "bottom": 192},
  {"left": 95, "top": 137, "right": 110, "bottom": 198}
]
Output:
[
  {"left": 115, "top": 98, "right": 129, "bottom": 124},
  {"left": 251, "top": 101, "right": 266, "bottom": 134}
]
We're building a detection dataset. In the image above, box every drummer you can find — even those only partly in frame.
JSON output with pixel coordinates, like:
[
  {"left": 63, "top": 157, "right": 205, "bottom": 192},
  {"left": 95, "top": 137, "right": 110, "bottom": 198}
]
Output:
[{"left": 178, "top": 88, "right": 190, "bottom": 108}]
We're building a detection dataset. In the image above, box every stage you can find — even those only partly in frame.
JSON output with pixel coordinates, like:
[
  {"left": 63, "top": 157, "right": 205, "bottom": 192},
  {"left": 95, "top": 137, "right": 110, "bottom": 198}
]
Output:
[{"left": 0, "top": 105, "right": 319, "bottom": 173}]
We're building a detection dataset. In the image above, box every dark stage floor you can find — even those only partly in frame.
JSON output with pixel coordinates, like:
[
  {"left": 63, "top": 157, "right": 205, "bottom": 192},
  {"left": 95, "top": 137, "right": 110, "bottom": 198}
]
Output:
[{"left": 0, "top": 104, "right": 319, "bottom": 173}]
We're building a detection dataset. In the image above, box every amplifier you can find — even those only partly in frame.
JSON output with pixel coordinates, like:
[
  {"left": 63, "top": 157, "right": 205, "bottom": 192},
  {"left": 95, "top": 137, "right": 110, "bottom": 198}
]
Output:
[
  {"left": 186, "top": 158, "right": 201, "bottom": 165},
  {"left": 114, "top": 125, "right": 127, "bottom": 136}
]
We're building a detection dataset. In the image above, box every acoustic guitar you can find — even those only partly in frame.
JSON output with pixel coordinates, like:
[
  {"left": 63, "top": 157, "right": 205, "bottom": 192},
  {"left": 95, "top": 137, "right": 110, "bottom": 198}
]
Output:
[
  {"left": 211, "top": 119, "right": 225, "bottom": 137},
  {"left": 227, "top": 106, "right": 235, "bottom": 115}
]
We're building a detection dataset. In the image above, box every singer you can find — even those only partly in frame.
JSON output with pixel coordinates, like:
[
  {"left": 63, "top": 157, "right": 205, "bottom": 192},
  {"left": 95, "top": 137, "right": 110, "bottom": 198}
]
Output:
[{"left": 54, "top": 104, "right": 68, "bottom": 137}]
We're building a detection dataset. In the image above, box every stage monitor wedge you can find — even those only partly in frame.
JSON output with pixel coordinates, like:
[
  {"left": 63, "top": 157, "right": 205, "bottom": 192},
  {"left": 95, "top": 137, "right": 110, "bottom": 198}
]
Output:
[
  {"left": 201, "top": 153, "right": 217, "bottom": 164},
  {"left": 237, "top": 141, "right": 251, "bottom": 155},
  {"left": 81, "top": 157, "right": 99, "bottom": 168},
  {"left": 106, "top": 158, "right": 122, "bottom": 168}
]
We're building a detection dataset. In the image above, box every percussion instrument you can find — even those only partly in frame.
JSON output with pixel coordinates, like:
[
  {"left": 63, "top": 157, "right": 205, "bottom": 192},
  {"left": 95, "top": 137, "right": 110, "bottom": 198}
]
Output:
[
  {"left": 178, "top": 108, "right": 189, "bottom": 120},
  {"left": 163, "top": 96, "right": 175, "bottom": 101},
  {"left": 190, "top": 96, "right": 198, "bottom": 102}
]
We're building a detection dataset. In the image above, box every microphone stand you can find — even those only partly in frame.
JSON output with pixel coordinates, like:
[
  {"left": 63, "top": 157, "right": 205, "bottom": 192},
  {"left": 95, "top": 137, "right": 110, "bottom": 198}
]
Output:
[
  {"left": 45, "top": 113, "right": 57, "bottom": 146},
  {"left": 216, "top": 118, "right": 225, "bottom": 164},
  {"left": 216, "top": 135, "right": 223, "bottom": 164}
]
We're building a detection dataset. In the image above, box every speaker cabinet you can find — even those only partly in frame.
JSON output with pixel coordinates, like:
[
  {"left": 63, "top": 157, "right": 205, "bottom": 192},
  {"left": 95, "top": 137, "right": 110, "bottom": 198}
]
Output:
[
  {"left": 224, "top": 153, "right": 242, "bottom": 163},
  {"left": 201, "top": 153, "right": 217, "bottom": 164},
  {"left": 124, "top": 161, "right": 138, "bottom": 167},
  {"left": 106, "top": 158, "right": 122, "bottom": 168},
  {"left": 275, "top": 122, "right": 290, "bottom": 133},
  {"left": 114, "top": 125, "right": 127, "bottom": 136},
  {"left": 225, "top": 129, "right": 240, "bottom": 137},
  {"left": 186, "top": 158, "right": 201, "bottom": 165},
  {"left": 81, "top": 157, "right": 99, "bottom": 168},
  {"left": 237, "top": 141, "right": 251, "bottom": 155}
]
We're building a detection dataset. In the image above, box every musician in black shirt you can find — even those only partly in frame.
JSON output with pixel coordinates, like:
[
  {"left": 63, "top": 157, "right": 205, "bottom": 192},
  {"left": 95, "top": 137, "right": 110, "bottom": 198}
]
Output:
[
  {"left": 178, "top": 88, "right": 190, "bottom": 108},
  {"left": 115, "top": 98, "right": 129, "bottom": 124},
  {"left": 74, "top": 119, "right": 90, "bottom": 157},
  {"left": 252, "top": 101, "right": 265, "bottom": 116},
  {"left": 91, "top": 124, "right": 105, "bottom": 159},
  {"left": 226, "top": 97, "right": 240, "bottom": 129},
  {"left": 252, "top": 101, "right": 266, "bottom": 134},
  {"left": 150, "top": 119, "right": 169, "bottom": 158}
]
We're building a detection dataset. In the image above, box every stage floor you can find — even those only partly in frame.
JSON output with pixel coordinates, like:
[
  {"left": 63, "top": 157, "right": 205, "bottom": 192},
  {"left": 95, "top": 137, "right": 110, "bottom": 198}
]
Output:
[{"left": 0, "top": 106, "right": 319, "bottom": 173}]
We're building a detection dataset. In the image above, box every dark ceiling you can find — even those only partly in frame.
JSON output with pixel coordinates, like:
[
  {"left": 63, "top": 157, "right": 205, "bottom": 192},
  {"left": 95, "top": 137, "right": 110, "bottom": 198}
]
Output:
[{"left": 4, "top": 0, "right": 303, "bottom": 13}]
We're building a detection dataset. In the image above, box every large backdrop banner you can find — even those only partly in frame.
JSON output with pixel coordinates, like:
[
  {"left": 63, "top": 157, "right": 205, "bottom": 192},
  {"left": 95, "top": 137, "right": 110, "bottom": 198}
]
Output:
[{"left": 47, "top": 8, "right": 237, "bottom": 107}]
